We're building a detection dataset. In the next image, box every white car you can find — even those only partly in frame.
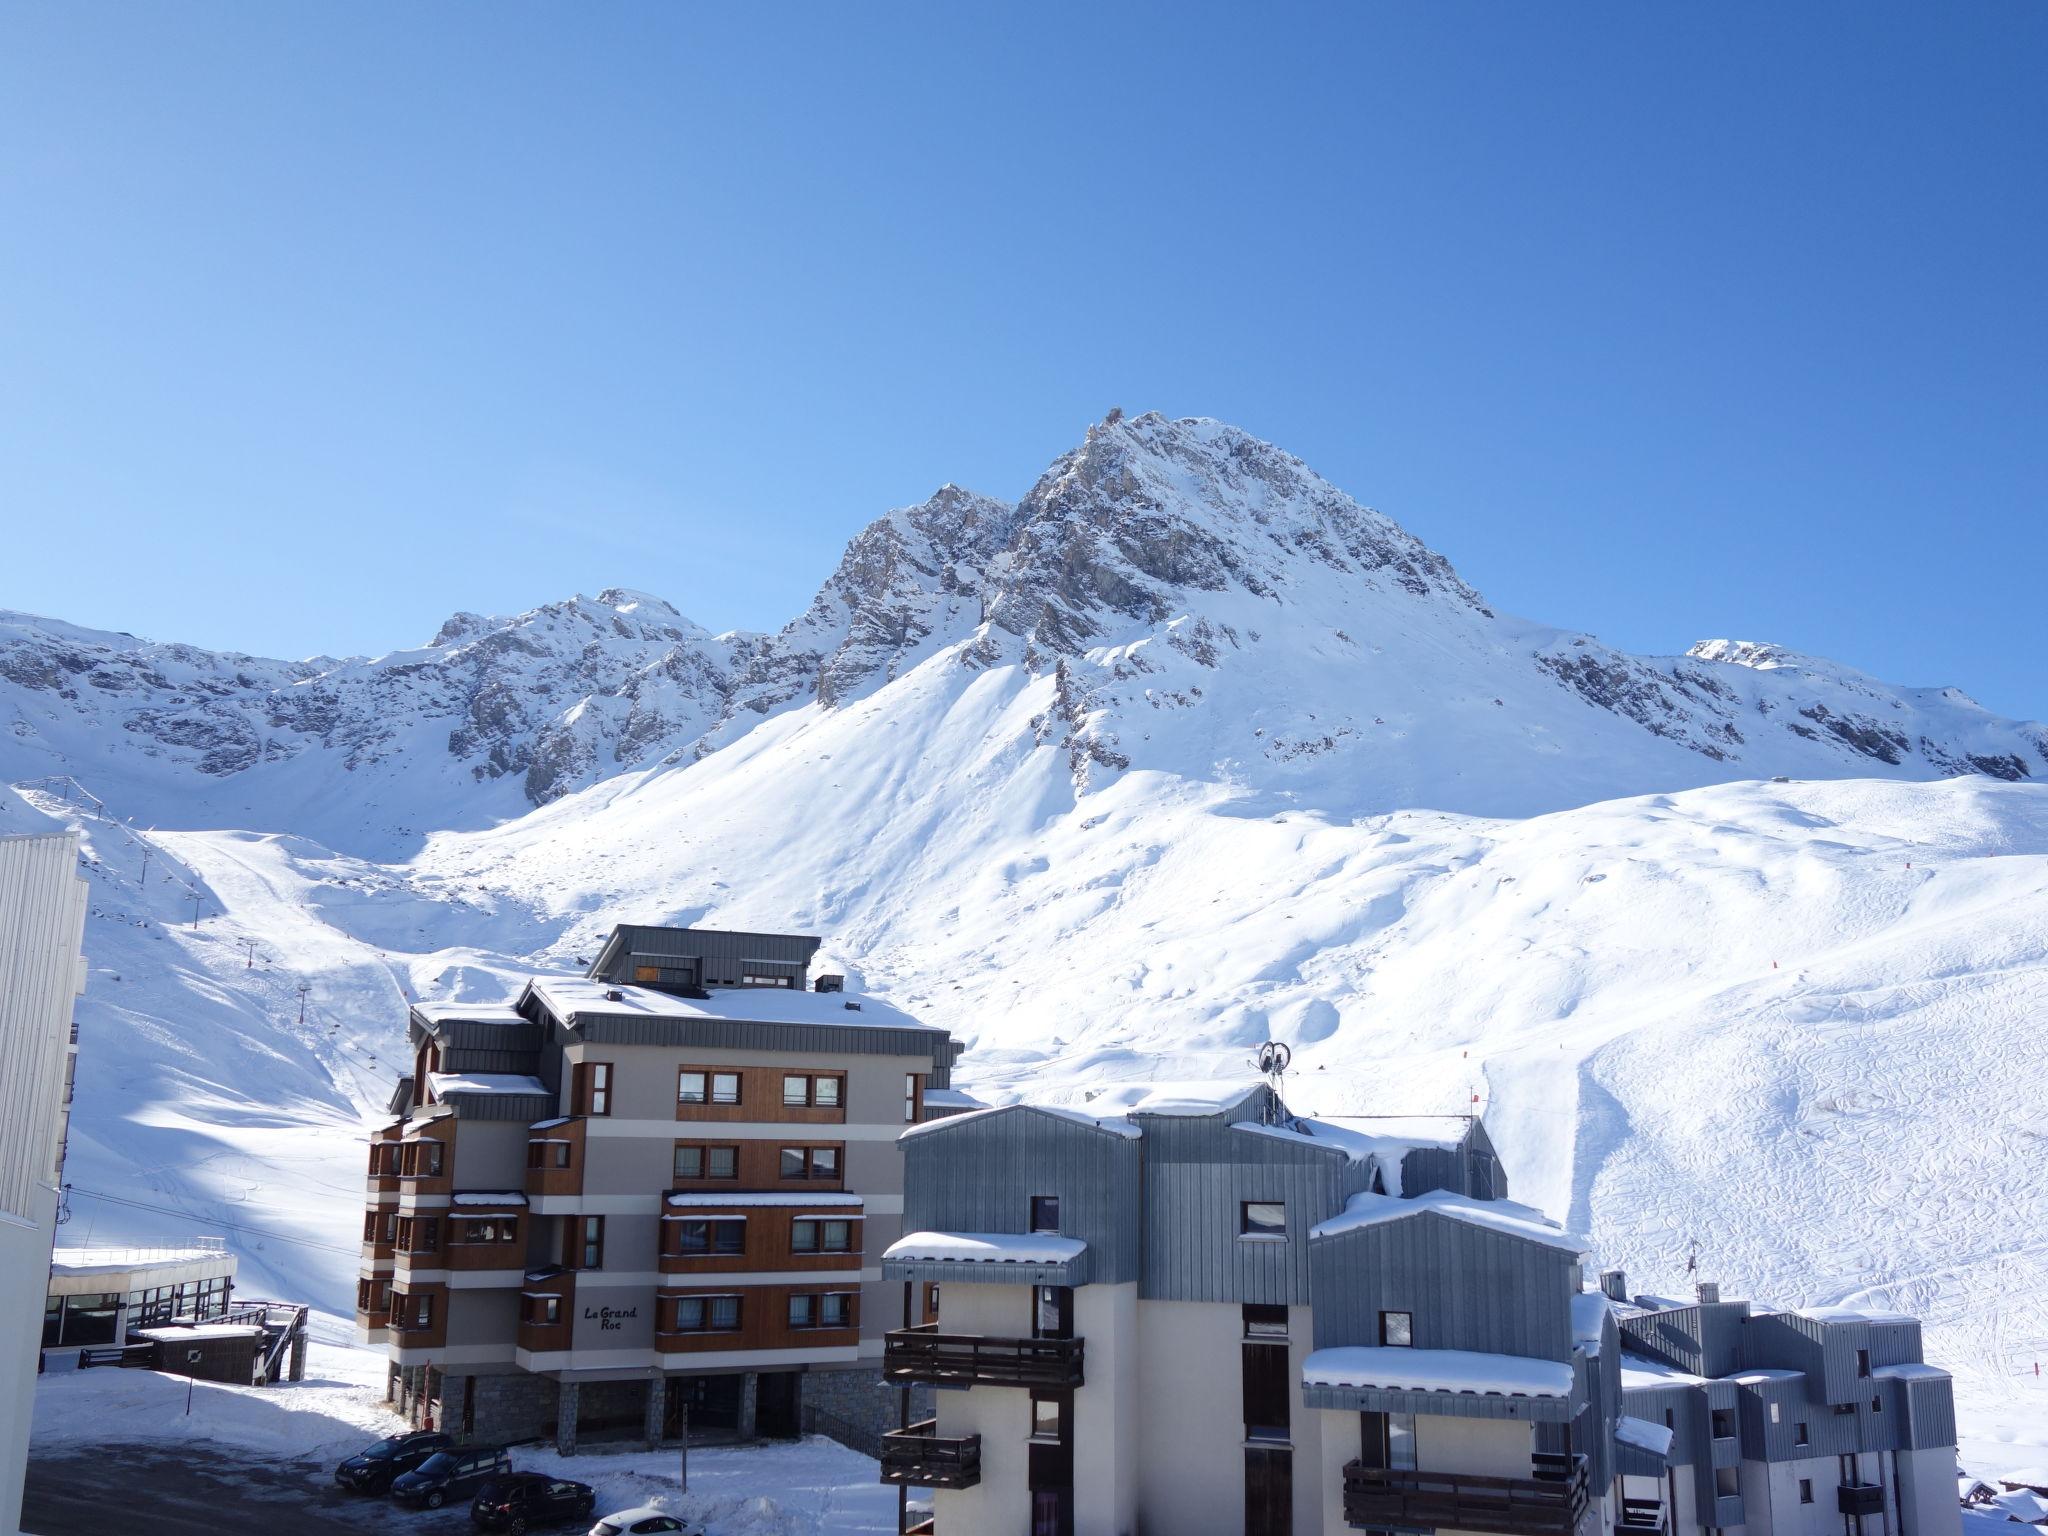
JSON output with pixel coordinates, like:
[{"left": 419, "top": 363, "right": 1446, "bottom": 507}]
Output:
[{"left": 589, "top": 1509, "right": 698, "bottom": 1536}]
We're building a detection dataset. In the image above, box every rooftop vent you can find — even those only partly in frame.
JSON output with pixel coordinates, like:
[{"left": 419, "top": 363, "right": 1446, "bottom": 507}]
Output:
[
  {"left": 843, "top": 1000, "right": 862, "bottom": 1012},
  {"left": 1697, "top": 1281, "right": 1721, "bottom": 1304},
  {"left": 604, "top": 989, "right": 623, "bottom": 1003},
  {"left": 1601, "top": 1269, "right": 1628, "bottom": 1303},
  {"left": 814, "top": 974, "right": 845, "bottom": 994}
]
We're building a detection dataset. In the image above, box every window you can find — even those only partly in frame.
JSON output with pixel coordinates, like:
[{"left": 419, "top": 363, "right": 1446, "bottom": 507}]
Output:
[
  {"left": 792, "top": 1218, "right": 854, "bottom": 1254},
  {"left": 1240, "top": 1201, "right": 1286, "bottom": 1239},
  {"left": 1030, "top": 1392, "right": 1068, "bottom": 1441},
  {"left": 525, "top": 1295, "right": 561, "bottom": 1327},
  {"left": 673, "top": 1144, "right": 737, "bottom": 1180},
  {"left": 671, "top": 1218, "right": 745, "bottom": 1256},
  {"left": 1799, "top": 1480, "right": 1814, "bottom": 1505},
  {"left": 1715, "top": 1467, "right": 1739, "bottom": 1497},
  {"left": 576, "top": 1062, "right": 613, "bottom": 1116},
  {"left": 1769, "top": 1402, "right": 1780, "bottom": 1425},
  {"left": 400, "top": 1141, "right": 443, "bottom": 1178},
  {"left": 398, "top": 1216, "right": 440, "bottom": 1253},
  {"left": 1711, "top": 1408, "right": 1734, "bottom": 1439},
  {"left": 1386, "top": 1411, "right": 1417, "bottom": 1470},
  {"left": 904, "top": 1074, "right": 919, "bottom": 1123},
  {"left": 671, "top": 1295, "right": 741, "bottom": 1333},
  {"left": 457, "top": 1217, "right": 517, "bottom": 1244},
  {"left": 411, "top": 1293, "right": 433, "bottom": 1330},
  {"left": 788, "top": 1294, "right": 812, "bottom": 1328},
  {"left": 1795, "top": 1421, "right": 1809, "bottom": 1445},
  {"left": 741, "top": 972, "right": 793, "bottom": 987},
  {"left": 1872, "top": 1396, "right": 1882, "bottom": 1413},
  {"left": 527, "top": 1140, "right": 572, "bottom": 1170},
  {"left": 779, "top": 1146, "right": 840, "bottom": 1180},
  {"left": 1379, "top": 1310, "right": 1413, "bottom": 1347},
  {"left": 782, "top": 1074, "right": 843, "bottom": 1108},
  {"left": 1033, "top": 1285, "right": 1072, "bottom": 1340},
  {"left": 1242, "top": 1333, "right": 1290, "bottom": 1442},
  {"left": 1029, "top": 1195, "right": 1061, "bottom": 1234},
  {"left": 678, "top": 1070, "right": 740, "bottom": 1105},
  {"left": 820, "top": 1293, "right": 851, "bottom": 1328},
  {"left": 574, "top": 1216, "right": 605, "bottom": 1269},
  {"left": 1857, "top": 1347, "right": 1871, "bottom": 1378},
  {"left": 634, "top": 965, "right": 660, "bottom": 983},
  {"left": 1243, "top": 1304, "right": 1288, "bottom": 1339}
]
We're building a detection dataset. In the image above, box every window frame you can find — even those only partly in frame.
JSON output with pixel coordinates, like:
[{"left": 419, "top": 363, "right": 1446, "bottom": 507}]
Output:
[
  {"left": 673, "top": 1143, "right": 740, "bottom": 1181},
  {"left": 1239, "top": 1200, "right": 1287, "bottom": 1240},
  {"left": 670, "top": 1217, "right": 746, "bottom": 1257},
  {"left": 1029, "top": 1195, "right": 1061, "bottom": 1234},
  {"left": 574, "top": 1215, "right": 605, "bottom": 1270},
  {"left": 1379, "top": 1309, "right": 1413, "bottom": 1347},
  {"left": 781, "top": 1073, "right": 845, "bottom": 1109},
  {"left": 670, "top": 1294, "right": 742, "bottom": 1333}
]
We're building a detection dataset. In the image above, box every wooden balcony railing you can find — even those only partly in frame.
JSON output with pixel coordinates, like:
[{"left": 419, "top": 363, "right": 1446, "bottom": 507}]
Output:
[
  {"left": 881, "top": 1324, "right": 1085, "bottom": 1389},
  {"left": 878, "top": 1420, "right": 983, "bottom": 1490},
  {"left": 1343, "top": 1455, "right": 1589, "bottom": 1536},
  {"left": 1618, "top": 1496, "right": 1666, "bottom": 1534},
  {"left": 1839, "top": 1483, "right": 1885, "bottom": 1518}
]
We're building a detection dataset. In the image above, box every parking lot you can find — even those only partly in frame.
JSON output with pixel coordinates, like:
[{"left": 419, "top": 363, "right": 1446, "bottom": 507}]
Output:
[{"left": 24, "top": 1446, "right": 481, "bottom": 1536}]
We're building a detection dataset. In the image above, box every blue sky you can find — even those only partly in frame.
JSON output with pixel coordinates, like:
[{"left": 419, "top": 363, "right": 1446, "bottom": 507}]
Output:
[{"left": 5, "top": 4, "right": 2044, "bottom": 717}]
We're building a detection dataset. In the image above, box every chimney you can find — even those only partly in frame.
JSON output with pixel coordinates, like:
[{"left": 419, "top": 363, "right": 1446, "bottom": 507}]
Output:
[
  {"left": 604, "top": 989, "right": 623, "bottom": 1003},
  {"left": 1697, "top": 1280, "right": 1721, "bottom": 1305},
  {"left": 1600, "top": 1269, "right": 1628, "bottom": 1303}
]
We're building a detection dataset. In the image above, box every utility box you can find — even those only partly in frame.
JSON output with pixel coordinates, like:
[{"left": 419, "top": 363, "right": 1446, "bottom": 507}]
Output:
[{"left": 132, "top": 1324, "right": 265, "bottom": 1384}]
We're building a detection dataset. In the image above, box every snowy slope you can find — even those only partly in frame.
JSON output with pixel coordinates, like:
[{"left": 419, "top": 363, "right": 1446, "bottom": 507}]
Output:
[{"left": 5, "top": 412, "right": 2045, "bottom": 1470}]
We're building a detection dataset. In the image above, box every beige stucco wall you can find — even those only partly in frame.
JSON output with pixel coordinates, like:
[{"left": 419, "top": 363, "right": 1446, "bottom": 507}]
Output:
[
  {"left": 1896, "top": 1445, "right": 1961, "bottom": 1536},
  {"left": 1135, "top": 1299, "right": 1252, "bottom": 1534},
  {"left": 933, "top": 1281, "right": 1035, "bottom": 1536}
]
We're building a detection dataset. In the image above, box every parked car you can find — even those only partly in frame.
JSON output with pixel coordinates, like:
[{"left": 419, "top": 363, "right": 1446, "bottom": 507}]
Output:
[
  {"left": 332, "top": 1431, "right": 454, "bottom": 1494},
  {"left": 471, "top": 1474, "right": 596, "bottom": 1532},
  {"left": 391, "top": 1445, "right": 514, "bottom": 1509},
  {"left": 589, "top": 1509, "right": 698, "bottom": 1536}
]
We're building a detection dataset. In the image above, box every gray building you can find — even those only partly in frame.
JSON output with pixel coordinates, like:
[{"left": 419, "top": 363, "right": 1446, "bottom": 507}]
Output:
[
  {"left": 358, "top": 923, "right": 962, "bottom": 1453},
  {"left": 873, "top": 1080, "right": 1961, "bottom": 1536}
]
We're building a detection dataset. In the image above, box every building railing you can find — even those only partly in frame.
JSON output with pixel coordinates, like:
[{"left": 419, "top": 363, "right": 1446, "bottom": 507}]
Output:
[
  {"left": 1839, "top": 1483, "right": 1885, "bottom": 1518},
  {"left": 881, "top": 1324, "right": 1085, "bottom": 1389},
  {"left": 1617, "top": 1496, "right": 1666, "bottom": 1534},
  {"left": 1342, "top": 1455, "right": 1589, "bottom": 1536},
  {"left": 878, "top": 1420, "right": 983, "bottom": 1490}
]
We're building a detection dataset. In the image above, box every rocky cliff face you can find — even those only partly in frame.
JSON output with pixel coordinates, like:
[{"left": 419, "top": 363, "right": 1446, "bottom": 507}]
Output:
[{"left": 4, "top": 412, "right": 2044, "bottom": 830}]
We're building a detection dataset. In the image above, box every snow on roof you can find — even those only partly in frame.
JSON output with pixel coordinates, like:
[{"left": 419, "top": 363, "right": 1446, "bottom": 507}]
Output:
[
  {"left": 412, "top": 1002, "right": 528, "bottom": 1026},
  {"left": 1302, "top": 1346, "right": 1574, "bottom": 1400},
  {"left": 1620, "top": 1353, "right": 1707, "bottom": 1388},
  {"left": 49, "top": 1247, "right": 234, "bottom": 1276},
  {"left": 664, "top": 1192, "right": 863, "bottom": 1210},
  {"left": 1573, "top": 1292, "right": 1614, "bottom": 1348},
  {"left": 885, "top": 1231, "right": 1088, "bottom": 1267},
  {"left": 1873, "top": 1362, "right": 1948, "bottom": 1382},
  {"left": 919, "top": 1088, "right": 985, "bottom": 1109},
  {"left": 528, "top": 1116, "right": 575, "bottom": 1130},
  {"left": 1728, "top": 1368, "right": 1805, "bottom": 1385},
  {"left": 1316, "top": 1114, "right": 1472, "bottom": 1147},
  {"left": 1310, "top": 1188, "right": 1587, "bottom": 1252},
  {"left": 429, "top": 1071, "right": 549, "bottom": 1098},
  {"left": 132, "top": 1324, "right": 264, "bottom": 1342},
  {"left": 450, "top": 1191, "right": 528, "bottom": 1207},
  {"left": 1791, "top": 1306, "right": 1918, "bottom": 1325},
  {"left": 1616, "top": 1415, "right": 1676, "bottom": 1458},
  {"left": 524, "top": 975, "right": 941, "bottom": 1034},
  {"left": 1088, "top": 1080, "right": 1266, "bottom": 1116},
  {"left": 899, "top": 1102, "right": 1141, "bottom": 1143}
]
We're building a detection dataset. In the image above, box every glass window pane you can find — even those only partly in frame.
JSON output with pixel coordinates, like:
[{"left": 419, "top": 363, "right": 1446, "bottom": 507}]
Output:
[
  {"left": 815, "top": 1077, "right": 841, "bottom": 1107},
  {"left": 783, "top": 1076, "right": 810, "bottom": 1106},
  {"left": 674, "top": 1146, "right": 702, "bottom": 1178},
  {"left": 780, "top": 1148, "right": 806, "bottom": 1178},
  {"left": 812, "top": 1148, "right": 839, "bottom": 1178},
  {"left": 707, "top": 1146, "right": 736, "bottom": 1178},
  {"left": 792, "top": 1221, "right": 817, "bottom": 1252},
  {"left": 712, "top": 1073, "right": 740, "bottom": 1104},
  {"left": 709, "top": 1296, "right": 739, "bottom": 1330},
  {"left": 679, "top": 1072, "right": 706, "bottom": 1103}
]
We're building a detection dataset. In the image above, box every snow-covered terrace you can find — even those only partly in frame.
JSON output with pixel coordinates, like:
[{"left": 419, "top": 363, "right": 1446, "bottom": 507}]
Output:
[
  {"left": 1311, "top": 1187, "right": 1588, "bottom": 1253},
  {"left": 1301, "top": 1345, "right": 1577, "bottom": 1420},
  {"left": 883, "top": 1229, "right": 1092, "bottom": 1286},
  {"left": 427, "top": 1071, "right": 550, "bottom": 1099},
  {"left": 522, "top": 975, "right": 944, "bottom": 1034}
]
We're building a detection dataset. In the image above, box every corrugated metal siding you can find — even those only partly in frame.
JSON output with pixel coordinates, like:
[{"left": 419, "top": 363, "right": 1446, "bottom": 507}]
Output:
[
  {"left": 439, "top": 1047, "right": 541, "bottom": 1076},
  {"left": 882, "top": 1253, "right": 1091, "bottom": 1287},
  {"left": 569, "top": 1012, "right": 952, "bottom": 1066},
  {"left": 1901, "top": 1373, "right": 1956, "bottom": 1450},
  {"left": 1308, "top": 1211, "right": 1576, "bottom": 1360},
  {"left": 1139, "top": 1113, "right": 1357, "bottom": 1304},
  {"left": 1617, "top": 1303, "right": 1746, "bottom": 1377},
  {"left": 441, "top": 1090, "right": 555, "bottom": 1122},
  {"left": 591, "top": 926, "right": 821, "bottom": 987},
  {"left": 899, "top": 1107, "right": 1142, "bottom": 1284},
  {"left": 0, "top": 832, "right": 87, "bottom": 1220},
  {"left": 445, "top": 1020, "right": 544, "bottom": 1054},
  {"left": 1300, "top": 1381, "right": 1574, "bottom": 1422}
]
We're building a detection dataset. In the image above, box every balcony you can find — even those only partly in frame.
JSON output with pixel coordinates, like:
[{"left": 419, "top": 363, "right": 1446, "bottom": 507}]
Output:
[
  {"left": 1342, "top": 1455, "right": 1589, "bottom": 1536},
  {"left": 879, "top": 1421, "right": 982, "bottom": 1490},
  {"left": 1839, "top": 1484, "right": 1885, "bottom": 1518},
  {"left": 1617, "top": 1497, "right": 1666, "bottom": 1536},
  {"left": 882, "top": 1325, "right": 1085, "bottom": 1389}
]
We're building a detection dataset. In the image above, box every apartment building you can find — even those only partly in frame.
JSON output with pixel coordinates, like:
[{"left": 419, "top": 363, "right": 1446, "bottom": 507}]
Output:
[
  {"left": 359, "top": 924, "right": 960, "bottom": 1452},
  {"left": 0, "top": 831, "right": 90, "bottom": 1536},
  {"left": 873, "top": 1080, "right": 1960, "bottom": 1536}
]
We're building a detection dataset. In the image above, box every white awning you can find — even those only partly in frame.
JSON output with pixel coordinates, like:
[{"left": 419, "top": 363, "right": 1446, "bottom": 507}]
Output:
[{"left": 1302, "top": 1346, "right": 1574, "bottom": 1400}]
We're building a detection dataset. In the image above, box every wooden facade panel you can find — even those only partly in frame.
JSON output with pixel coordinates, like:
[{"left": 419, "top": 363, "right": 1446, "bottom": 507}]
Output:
[
  {"left": 669, "top": 1138, "right": 846, "bottom": 1192},
  {"left": 525, "top": 1116, "right": 586, "bottom": 1197},
  {"left": 655, "top": 1282, "right": 860, "bottom": 1355},
  {"left": 671, "top": 1064, "right": 849, "bottom": 1125},
  {"left": 659, "top": 1203, "right": 864, "bottom": 1275},
  {"left": 387, "top": 1281, "right": 449, "bottom": 1350}
]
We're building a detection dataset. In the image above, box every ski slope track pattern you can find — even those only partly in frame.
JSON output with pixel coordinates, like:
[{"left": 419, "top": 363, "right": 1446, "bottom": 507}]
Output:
[{"left": 3, "top": 412, "right": 2043, "bottom": 1471}]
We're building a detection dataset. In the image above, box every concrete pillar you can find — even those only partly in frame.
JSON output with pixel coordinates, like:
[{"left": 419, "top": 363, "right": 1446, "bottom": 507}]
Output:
[
  {"left": 736, "top": 1372, "right": 758, "bottom": 1440},
  {"left": 289, "top": 1330, "right": 306, "bottom": 1382},
  {"left": 556, "top": 1381, "right": 580, "bottom": 1456},
  {"left": 643, "top": 1373, "right": 666, "bottom": 1450}
]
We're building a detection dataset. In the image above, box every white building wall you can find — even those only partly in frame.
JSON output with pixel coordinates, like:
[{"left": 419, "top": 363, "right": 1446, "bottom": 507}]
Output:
[
  {"left": 1895, "top": 1447, "right": 1961, "bottom": 1536},
  {"left": 933, "top": 1281, "right": 1033, "bottom": 1536},
  {"left": 1134, "top": 1299, "right": 1248, "bottom": 1536},
  {"left": 1073, "top": 1281, "right": 1138, "bottom": 1536},
  {"left": 1317, "top": 1407, "right": 1358, "bottom": 1536},
  {"left": 0, "top": 831, "right": 89, "bottom": 1536}
]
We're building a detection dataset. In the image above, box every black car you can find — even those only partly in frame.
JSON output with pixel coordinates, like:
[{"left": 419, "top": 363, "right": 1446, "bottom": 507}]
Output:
[
  {"left": 391, "top": 1445, "right": 514, "bottom": 1509},
  {"left": 333, "top": 1431, "right": 454, "bottom": 1494},
  {"left": 471, "top": 1473, "right": 597, "bottom": 1532}
]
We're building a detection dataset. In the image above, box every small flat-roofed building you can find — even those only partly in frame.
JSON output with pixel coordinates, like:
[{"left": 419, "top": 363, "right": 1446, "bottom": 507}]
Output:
[{"left": 43, "top": 1242, "right": 238, "bottom": 1354}]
